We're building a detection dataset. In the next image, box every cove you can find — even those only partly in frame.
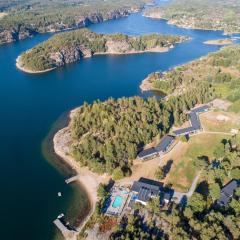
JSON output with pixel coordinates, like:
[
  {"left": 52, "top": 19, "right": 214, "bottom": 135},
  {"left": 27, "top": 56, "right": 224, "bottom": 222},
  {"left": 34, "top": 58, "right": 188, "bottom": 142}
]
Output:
[{"left": 0, "top": 3, "right": 239, "bottom": 240}]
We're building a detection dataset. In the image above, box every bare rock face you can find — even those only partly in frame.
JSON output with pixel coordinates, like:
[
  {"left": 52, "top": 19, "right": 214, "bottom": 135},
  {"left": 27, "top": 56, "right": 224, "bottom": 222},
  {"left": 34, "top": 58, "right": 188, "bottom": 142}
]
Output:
[
  {"left": 50, "top": 52, "right": 64, "bottom": 66},
  {"left": 50, "top": 47, "right": 93, "bottom": 67},
  {"left": 105, "top": 40, "right": 131, "bottom": 53},
  {"left": 0, "top": 30, "right": 16, "bottom": 43},
  {"left": 18, "top": 30, "right": 32, "bottom": 40},
  {"left": 87, "top": 13, "right": 104, "bottom": 24},
  {"left": 0, "top": 8, "right": 136, "bottom": 45},
  {"left": 106, "top": 10, "right": 129, "bottom": 20}
]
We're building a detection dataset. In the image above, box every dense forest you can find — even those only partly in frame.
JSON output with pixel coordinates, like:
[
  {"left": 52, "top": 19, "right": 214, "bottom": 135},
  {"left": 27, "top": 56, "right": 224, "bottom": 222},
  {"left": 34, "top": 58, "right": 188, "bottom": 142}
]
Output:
[
  {"left": 70, "top": 82, "right": 212, "bottom": 176},
  {"left": 0, "top": 0, "right": 150, "bottom": 44},
  {"left": 110, "top": 137, "right": 240, "bottom": 239},
  {"left": 144, "top": 0, "right": 240, "bottom": 34},
  {"left": 18, "top": 29, "right": 184, "bottom": 72},
  {"left": 148, "top": 45, "right": 240, "bottom": 112}
]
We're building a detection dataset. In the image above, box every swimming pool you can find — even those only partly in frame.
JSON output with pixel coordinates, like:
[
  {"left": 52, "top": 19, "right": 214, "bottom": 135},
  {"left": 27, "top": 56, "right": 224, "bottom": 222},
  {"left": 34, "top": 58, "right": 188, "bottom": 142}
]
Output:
[{"left": 112, "top": 196, "right": 123, "bottom": 208}]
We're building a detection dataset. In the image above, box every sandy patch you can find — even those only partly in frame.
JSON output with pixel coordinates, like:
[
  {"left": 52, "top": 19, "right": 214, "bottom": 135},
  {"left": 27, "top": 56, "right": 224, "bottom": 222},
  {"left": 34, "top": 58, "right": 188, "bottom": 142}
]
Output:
[
  {"left": 0, "top": 12, "right": 7, "bottom": 19},
  {"left": 204, "top": 39, "right": 233, "bottom": 45},
  {"left": 53, "top": 109, "right": 110, "bottom": 234}
]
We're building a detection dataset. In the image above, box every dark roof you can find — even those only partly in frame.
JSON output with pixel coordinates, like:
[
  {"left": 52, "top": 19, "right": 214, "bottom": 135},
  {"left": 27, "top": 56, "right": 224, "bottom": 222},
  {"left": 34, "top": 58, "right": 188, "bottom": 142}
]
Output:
[
  {"left": 155, "top": 135, "right": 175, "bottom": 153},
  {"left": 192, "top": 105, "right": 210, "bottom": 113},
  {"left": 173, "top": 126, "right": 196, "bottom": 136},
  {"left": 189, "top": 112, "right": 201, "bottom": 130},
  {"left": 221, "top": 180, "right": 238, "bottom": 197},
  {"left": 217, "top": 180, "right": 238, "bottom": 206},
  {"left": 131, "top": 180, "right": 160, "bottom": 202},
  {"left": 163, "top": 192, "right": 171, "bottom": 200},
  {"left": 137, "top": 147, "right": 157, "bottom": 158}
]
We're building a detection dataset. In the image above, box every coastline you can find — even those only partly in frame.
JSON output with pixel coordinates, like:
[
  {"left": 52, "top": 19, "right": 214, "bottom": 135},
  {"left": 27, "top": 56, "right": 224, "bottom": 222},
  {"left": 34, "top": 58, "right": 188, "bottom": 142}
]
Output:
[
  {"left": 140, "top": 75, "right": 157, "bottom": 92},
  {"left": 143, "top": 13, "right": 240, "bottom": 35},
  {"left": 16, "top": 56, "right": 56, "bottom": 74},
  {"left": 15, "top": 46, "right": 171, "bottom": 74},
  {"left": 53, "top": 109, "right": 110, "bottom": 236}
]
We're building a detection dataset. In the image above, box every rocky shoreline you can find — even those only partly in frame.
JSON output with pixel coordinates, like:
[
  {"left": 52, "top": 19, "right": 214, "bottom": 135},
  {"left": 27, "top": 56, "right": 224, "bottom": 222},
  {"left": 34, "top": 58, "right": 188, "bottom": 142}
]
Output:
[
  {"left": 0, "top": 9, "right": 139, "bottom": 45},
  {"left": 16, "top": 46, "right": 171, "bottom": 74},
  {"left": 16, "top": 56, "right": 56, "bottom": 74},
  {"left": 143, "top": 12, "right": 240, "bottom": 35},
  {"left": 53, "top": 109, "right": 110, "bottom": 237},
  {"left": 16, "top": 27, "right": 185, "bottom": 74}
]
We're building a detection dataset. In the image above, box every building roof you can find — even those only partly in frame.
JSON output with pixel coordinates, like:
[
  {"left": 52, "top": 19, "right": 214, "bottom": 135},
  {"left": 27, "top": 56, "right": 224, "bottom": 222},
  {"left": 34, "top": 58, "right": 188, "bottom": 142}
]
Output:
[
  {"left": 189, "top": 112, "right": 201, "bottom": 130},
  {"left": 155, "top": 135, "right": 175, "bottom": 153},
  {"left": 217, "top": 180, "right": 238, "bottom": 206},
  {"left": 192, "top": 105, "right": 210, "bottom": 113},
  {"left": 131, "top": 180, "right": 161, "bottom": 202},
  {"left": 163, "top": 192, "right": 171, "bottom": 201},
  {"left": 137, "top": 147, "right": 157, "bottom": 159},
  {"left": 221, "top": 180, "right": 238, "bottom": 197},
  {"left": 173, "top": 126, "right": 196, "bottom": 136}
]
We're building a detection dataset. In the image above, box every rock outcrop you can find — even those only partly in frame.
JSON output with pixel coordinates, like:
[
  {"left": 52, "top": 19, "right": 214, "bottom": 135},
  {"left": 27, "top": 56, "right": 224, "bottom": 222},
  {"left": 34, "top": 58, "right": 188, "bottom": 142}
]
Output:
[
  {"left": 0, "top": 9, "right": 136, "bottom": 45},
  {"left": 17, "top": 29, "right": 185, "bottom": 73}
]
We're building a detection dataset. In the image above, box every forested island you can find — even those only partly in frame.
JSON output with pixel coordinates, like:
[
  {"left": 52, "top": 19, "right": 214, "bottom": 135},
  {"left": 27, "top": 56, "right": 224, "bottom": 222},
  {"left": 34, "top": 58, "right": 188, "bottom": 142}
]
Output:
[
  {"left": 17, "top": 29, "right": 185, "bottom": 73},
  {"left": 142, "top": 44, "right": 240, "bottom": 113},
  {"left": 0, "top": 0, "right": 151, "bottom": 45},
  {"left": 144, "top": 0, "right": 240, "bottom": 34}
]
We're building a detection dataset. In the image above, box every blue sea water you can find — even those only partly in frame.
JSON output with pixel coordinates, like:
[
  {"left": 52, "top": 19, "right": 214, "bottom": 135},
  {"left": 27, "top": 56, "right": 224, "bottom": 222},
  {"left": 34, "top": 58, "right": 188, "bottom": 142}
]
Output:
[{"left": 0, "top": 2, "right": 239, "bottom": 239}]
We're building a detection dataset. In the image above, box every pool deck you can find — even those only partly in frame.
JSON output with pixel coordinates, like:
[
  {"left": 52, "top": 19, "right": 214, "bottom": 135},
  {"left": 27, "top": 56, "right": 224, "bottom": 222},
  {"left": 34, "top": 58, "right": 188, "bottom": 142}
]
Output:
[{"left": 105, "top": 186, "right": 130, "bottom": 217}]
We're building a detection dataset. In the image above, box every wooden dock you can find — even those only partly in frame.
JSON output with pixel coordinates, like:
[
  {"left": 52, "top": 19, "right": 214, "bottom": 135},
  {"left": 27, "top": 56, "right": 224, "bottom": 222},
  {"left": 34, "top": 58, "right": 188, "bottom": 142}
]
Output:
[
  {"left": 53, "top": 218, "right": 78, "bottom": 240},
  {"left": 65, "top": 175, "right": 79, "bottom": 184}
]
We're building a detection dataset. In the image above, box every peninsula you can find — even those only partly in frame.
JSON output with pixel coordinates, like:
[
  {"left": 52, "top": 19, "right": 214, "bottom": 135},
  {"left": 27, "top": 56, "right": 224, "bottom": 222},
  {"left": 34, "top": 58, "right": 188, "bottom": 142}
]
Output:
[
  {"left": 144, "top": 0, "right": 240, "bottom": 34},
  {"left": 54, "top": 43, "right": 240, "bottom": 239},
  {"left": 141, "top": 44, "right": 240, "bottom": 111},
  {"left": 16, "top": 29, "right": 185, "bottom": 73},
  {"left": 0, "top": 0, "right": 151, "bottom": 45}
]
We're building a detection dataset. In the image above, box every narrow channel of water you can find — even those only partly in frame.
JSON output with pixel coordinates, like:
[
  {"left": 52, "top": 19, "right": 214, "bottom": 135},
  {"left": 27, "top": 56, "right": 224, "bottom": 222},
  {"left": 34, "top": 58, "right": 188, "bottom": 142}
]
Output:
[{"left": 0, "top": 2, "right": 239, "bottom": 239}]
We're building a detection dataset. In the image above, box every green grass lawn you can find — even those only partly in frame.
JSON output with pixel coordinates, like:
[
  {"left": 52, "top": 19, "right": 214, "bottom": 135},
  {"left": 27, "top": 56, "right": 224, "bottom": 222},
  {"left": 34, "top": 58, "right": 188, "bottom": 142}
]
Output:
[
  {"left": 229, "top": 100, "right": 240, "bottom": 113},
  {"left": 167, "top": 133, "right": 231, "bottom": 192},
  {"left": 214, "top": 83, "right": 232, "bottom": 99}
]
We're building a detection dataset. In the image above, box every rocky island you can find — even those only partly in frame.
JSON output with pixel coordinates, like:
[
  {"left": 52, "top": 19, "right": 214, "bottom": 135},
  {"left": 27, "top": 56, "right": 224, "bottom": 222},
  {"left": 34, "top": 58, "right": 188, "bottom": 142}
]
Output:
[
  {"left": 203, "top": 39, "right": 233, "bottom": 46},
  {"left": 16, "top": 28, "right": 185, "bottom": 73}
]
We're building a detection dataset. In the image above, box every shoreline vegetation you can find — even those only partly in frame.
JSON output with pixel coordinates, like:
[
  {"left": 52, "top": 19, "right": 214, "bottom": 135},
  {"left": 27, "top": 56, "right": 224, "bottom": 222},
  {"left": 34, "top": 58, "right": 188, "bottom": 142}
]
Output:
[
  {"left": 140, "top": 45, "right": 240, "bottom": 101},
  {"left": 53, "top": 44, "right": 240, "bottom": 239},
  {"left": 16, "top": 29, "right": 186, "bottom": 74},
  {"left": 143, "top": 0, "right": 240, "bottom": 34},
  {"left": 0, "top": 0, "right": 152, "bottom": 45},
  {"left": 53, "top": 109, "right": 110, "bottom": 234}
]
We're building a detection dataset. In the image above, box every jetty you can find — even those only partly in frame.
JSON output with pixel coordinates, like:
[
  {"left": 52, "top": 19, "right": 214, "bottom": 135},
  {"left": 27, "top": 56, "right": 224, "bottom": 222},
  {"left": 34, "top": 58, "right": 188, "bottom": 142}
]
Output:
[
  {"left": 53, "top": 218, "right": 78, "bottom": 240},
  {"left": 65, "top": 175, "right": 79, "bottom": 184}
]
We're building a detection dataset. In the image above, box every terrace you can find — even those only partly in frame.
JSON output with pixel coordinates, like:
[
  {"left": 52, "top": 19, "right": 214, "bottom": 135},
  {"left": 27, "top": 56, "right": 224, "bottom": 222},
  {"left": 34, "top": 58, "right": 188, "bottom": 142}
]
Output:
[{"left": 104, "top": 185, "right": 131, "bottom": 217}]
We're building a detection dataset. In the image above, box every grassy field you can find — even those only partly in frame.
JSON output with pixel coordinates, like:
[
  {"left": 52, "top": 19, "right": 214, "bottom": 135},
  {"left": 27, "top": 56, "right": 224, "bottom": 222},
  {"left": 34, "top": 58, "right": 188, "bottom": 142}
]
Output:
[
  {"left": 213, "top": 83, "right": 233, "bottom": 100},
  {"left": 165, "top": 133, "right": 231, "bottom": 191},
  {"left": 200, "top": 111, "right": 240, "bottom": 132},
  {"left": 229, "top": 100, "right": 240, "bottom": 113}
]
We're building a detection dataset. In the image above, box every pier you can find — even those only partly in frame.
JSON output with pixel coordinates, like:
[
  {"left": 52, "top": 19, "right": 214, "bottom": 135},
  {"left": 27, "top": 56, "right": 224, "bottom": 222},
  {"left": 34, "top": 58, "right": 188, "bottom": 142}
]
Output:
[
  {"left": 53, "top": 218, "right": 78, "bottom": 240},
  {"left": 65, "top": 175, "right": 79, "bottom": 184}
]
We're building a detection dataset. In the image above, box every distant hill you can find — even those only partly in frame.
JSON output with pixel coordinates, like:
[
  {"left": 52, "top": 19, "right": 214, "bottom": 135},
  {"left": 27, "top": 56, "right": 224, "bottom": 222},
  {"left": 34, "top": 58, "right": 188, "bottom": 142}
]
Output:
[
  {"left": 0, "top": 0, "right": 151, "bottom": 44},
  {"left": 144, "top": 0, "right": 240, "bottom": 34}
]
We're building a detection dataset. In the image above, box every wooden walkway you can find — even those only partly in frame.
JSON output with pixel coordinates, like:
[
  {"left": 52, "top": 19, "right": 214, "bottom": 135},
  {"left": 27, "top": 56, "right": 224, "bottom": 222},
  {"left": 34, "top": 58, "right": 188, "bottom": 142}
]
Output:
[
  {"left": 53, "top": 219, "right": 78, "bottom": 240},
  {"left": 65, "top": 175, "right": 79, "bottom": 184}
]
